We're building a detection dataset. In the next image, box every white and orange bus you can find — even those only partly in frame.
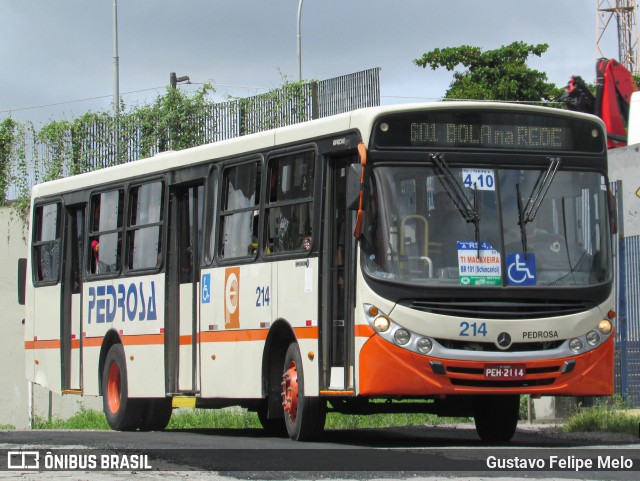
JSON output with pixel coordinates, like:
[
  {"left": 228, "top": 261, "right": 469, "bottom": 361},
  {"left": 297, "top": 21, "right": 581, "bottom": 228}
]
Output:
[{"left": 19, "top": 102, "right": 616, "bottom": 442}]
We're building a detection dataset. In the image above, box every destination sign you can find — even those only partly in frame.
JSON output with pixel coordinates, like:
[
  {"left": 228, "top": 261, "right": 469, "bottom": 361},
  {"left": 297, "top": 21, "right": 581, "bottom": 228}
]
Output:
[
  {"left": 374, "top": 110, "right": 605, "bottom": 153},
  {"left": 410, "top": 122, "right": 568, "bottom": 150}
]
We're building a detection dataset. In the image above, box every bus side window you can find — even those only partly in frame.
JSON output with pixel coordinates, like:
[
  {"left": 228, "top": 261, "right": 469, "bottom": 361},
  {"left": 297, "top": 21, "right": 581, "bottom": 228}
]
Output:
[
  {"left": 88, "top": 189, "right": 124, "bottom": 275},
  {"left": 264, "top": 151, "right": 315, "bottom": 254},
  {"left": 126, "top": 181, "right": 164, "bottom": 271},
  {"left": 219, "top": 161, "right": 260, "bottom": 259},
  {"left": 33, "top": 203, "right": 61, "bottom": 283}
]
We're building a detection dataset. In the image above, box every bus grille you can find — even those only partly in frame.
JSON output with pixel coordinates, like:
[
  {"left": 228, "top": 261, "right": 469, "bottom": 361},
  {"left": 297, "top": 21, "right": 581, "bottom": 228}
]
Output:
[
  {"left": 435, "top": 338, "right": 564, "bottom": 352},
  {"left": 449, "top": 378, "right": 555, "bottom": 388},
  {"left": 399, "top": 298, "right": 594, "bottom": 319}
]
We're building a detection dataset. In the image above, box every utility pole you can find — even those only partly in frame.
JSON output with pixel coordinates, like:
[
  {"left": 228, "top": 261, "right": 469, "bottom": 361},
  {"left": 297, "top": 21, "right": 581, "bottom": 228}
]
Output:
[
  {"left": 113, "top": 0, "right": 120, "bottom": 116},
  {"left": 297, "top": 0, "right": 304, "bottom": 81},
  {"left": 170, "top": 72, "right": 190, "bottom": 89}
]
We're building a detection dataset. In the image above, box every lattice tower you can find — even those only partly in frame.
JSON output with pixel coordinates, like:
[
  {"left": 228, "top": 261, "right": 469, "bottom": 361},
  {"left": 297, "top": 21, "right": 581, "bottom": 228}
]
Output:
[{"left": 597, "top": 0, "right": 639, "bottom": 74}]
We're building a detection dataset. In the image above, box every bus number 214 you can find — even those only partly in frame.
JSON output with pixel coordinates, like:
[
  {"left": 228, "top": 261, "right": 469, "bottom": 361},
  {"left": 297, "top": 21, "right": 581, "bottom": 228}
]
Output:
[
  {"left": 256, "top": 286, "right": 270, "bottom": 307},
  {"left": 459, "top": 321, "right": 487, "bottom": 337}
]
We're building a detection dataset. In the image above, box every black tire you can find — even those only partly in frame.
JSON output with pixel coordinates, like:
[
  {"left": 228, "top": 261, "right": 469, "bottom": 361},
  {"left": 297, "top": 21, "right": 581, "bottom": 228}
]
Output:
[
  {"left": 281, "top": 342, "right": 326, "bottom": 441},
  {"left": 101, "top": 344, "right": 143, "bottom": 431},
  {"left": 139, "top": 398, "right": 173, "bottom": 431},
  {"left": 473, "top": 394, "right": 520, "bottom": 442},
  {"left": 257, "top": 400, "right": 288, "bottom": 437}
]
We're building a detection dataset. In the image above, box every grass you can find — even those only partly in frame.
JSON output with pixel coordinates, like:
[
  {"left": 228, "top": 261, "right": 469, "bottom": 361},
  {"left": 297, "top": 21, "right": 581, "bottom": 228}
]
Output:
[
  {"left": 563, "top": 396, "right": 640, "bottom": 436},
  {"left": 167, "top": 407, "right": 261, "bottom": 430},
  {"left": 32, "top": 397, "right": 640, "bottom": 434},
  {"left": 32, "top": 405, "right": 110, "bottom": 430},
  {"left": 0, "top": 424, "right": 16, "bottom": 429},
  {"left": 30, "top": 404, "right": 467, "bottom": 431}
]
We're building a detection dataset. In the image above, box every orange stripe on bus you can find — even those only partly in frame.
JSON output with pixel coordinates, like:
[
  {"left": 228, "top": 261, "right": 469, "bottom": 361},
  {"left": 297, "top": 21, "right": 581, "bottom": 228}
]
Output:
[
  {"left": 200, "top": 330, "right": 268, "bottom": 343},
  {"left": 121, "top": 334, "right": 165, "bottom": 346},
  {"left": 27, "top": 326, "right": 321, "bottom": 350},
  {"left": 83, "top": 337, "right": 103, "bottom": 347},
  {"left": 293, "top": 327, "right": 318, "bottom": 339},
  {"left": 354, "top": 324, "right": 375, "bottom": 338},
  {"left": 25, "top": 339, "right": 60, "bottom": 350}
]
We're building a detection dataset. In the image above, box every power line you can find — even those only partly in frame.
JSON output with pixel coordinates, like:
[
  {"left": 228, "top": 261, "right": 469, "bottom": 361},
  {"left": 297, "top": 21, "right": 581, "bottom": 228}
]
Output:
[
  {"left": 0, "top": 86, "right": 167, "bottom": 115},
  {"left": 0, "top": 81, "right": 271, "bottom": 116}
]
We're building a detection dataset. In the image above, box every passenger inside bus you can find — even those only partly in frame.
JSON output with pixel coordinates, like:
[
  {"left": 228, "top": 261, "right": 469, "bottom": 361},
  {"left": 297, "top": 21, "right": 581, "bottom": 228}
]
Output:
[{"left": 90, "top": 239, "right": 100, "bottom": 272}]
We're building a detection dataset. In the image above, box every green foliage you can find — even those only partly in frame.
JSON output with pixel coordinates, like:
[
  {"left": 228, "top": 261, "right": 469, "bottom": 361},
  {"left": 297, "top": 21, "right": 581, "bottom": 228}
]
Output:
[
  {"left": 26, "top": 405, "right": 470, "bottom": 431},
  {"left": 167, "top": 408, "right": 260, "bottom": 430},
  {"left": 414, "top": 41, "right": 564, "bottom": 102},
  {"left": 32, "top": 405, "right": 110, "bottom": 430},
  {"left": 519, "top": 395, "right": 534, "bottom": 420},
  {"left": 38, "top": 120, "right": 72, "bottom": 182},
  {"left": 563, "top": 395, "right": 640, "bottom": 435},
  {"left": 240, "top": 78, "right": 311, "bottom": 133},
  {"left": 136, "top": 83, "right": 215, "bottom": 155},
  {"left": 0, "top": 118, "right": 18, "bottom": 204}
]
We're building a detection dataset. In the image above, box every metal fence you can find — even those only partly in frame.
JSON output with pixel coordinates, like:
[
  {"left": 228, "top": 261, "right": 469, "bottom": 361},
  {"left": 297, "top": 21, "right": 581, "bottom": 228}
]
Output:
[
  {"left": 612, "top": 181, "right": 640, "bottom": 406},
  {"left": 8, "top": 68, "right": 380, "bottom": 199}
]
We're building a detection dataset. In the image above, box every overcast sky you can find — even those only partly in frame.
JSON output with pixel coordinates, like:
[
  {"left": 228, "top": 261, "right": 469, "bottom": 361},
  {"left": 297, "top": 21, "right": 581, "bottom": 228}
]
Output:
[{"left": 0, "top": 1, "right": 620, "bottom": 127}]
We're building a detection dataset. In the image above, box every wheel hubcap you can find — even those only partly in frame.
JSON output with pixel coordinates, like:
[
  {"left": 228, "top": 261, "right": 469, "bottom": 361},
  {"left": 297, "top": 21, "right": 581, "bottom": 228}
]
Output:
[
  {"left": 106, "top": 362, "right": 121, "bottom": 413},
  {"left": 281, "top": 360, "right": 299, "bottom": 421}
]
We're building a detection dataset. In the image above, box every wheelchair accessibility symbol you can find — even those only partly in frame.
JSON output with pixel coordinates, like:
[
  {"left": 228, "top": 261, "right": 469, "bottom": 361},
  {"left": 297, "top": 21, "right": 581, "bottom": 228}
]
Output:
[
  {"left": 506, "top": 253, "right": 536, "bottom": 286},
  {"left": 201, "top": 273, "right": 211, "bottom": 303}
]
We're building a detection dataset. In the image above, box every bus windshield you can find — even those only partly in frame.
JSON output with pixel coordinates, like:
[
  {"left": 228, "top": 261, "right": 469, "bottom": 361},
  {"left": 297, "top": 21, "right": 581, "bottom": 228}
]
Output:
[{"left": 362, "top": 164, "right": 612, "bottom": 288}]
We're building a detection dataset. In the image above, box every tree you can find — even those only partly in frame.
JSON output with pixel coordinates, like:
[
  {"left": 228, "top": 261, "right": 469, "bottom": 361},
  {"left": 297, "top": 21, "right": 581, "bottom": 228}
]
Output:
[{"left": 414, "top": 41, "right": 563, "bottom": 102}]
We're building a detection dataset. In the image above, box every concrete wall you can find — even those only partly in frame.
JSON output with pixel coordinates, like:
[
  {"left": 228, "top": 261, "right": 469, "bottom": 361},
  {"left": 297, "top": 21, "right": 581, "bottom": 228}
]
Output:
[
  {"left": 0, "top": 207, "right": 99, "bottom": 429},
  {"left": 609, "top": 144, "right": 640, "bottom": 237}
]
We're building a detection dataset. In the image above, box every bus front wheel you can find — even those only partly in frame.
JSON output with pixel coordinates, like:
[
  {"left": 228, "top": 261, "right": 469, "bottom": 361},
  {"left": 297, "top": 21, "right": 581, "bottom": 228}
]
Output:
[
  {"left": 139, "top": 398, "right": 173, "bottom": 431},
  {"left": 281, "top": 342, "right": 326, "bottom": 441},
  {"left": 101, "top": 344, "right": 142, "bottom": 431},
  {"left": 473, "top": 394, "right": 520, "bottom": 442}
]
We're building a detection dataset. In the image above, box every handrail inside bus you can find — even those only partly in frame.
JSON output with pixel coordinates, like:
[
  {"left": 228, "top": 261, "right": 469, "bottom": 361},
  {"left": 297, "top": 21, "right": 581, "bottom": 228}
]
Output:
[{"left": 353, "top": 142, "right": 367, "bottom": 239}]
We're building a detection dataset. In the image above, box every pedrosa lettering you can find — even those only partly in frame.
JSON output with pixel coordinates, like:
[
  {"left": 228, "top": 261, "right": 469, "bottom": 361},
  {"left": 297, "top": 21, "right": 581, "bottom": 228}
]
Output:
[
  {"left": 523, "top": 330, "right": 559, "bottom": 340},
  {"left": 87, "top": 281, "right": 157, "bottom": 324}
]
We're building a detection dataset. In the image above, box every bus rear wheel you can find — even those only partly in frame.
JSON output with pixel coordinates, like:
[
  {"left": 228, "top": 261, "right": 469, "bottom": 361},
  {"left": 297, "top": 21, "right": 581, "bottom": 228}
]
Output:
[
  {"left": 281, "top": 342, "right": 325, "bottom": 441},
  {"left": 473, "top": 394, "right": 520, "bottom": 442},
  {"left": 102, "top": 344, "right": 142, "bottom": 431}
]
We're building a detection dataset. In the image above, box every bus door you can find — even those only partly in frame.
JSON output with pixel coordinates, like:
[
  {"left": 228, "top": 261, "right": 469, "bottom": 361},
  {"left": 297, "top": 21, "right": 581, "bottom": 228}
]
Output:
[
  {"left": 61, "top": 204, "right": 85, "bottom": 392},
  {"left": 167, "top": 184, "right": 204, "bottom": 394},
  {"left": 322, "top": 156, "right": 357, "bottom": 391}
]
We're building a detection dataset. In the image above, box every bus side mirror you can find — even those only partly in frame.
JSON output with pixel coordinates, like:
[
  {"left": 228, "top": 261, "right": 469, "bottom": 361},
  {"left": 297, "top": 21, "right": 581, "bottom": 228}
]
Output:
[
  {"left": 18, "top": 258, "right": 27, "bottom": 306},
  {"left": 346, "top": 163, "right": 362, "bottom": 211}
]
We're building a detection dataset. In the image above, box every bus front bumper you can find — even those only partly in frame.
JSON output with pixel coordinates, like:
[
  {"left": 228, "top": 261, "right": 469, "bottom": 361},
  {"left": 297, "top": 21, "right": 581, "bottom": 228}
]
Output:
[{"left": 358, "top": 333, "right": 614, "bottom": 397}]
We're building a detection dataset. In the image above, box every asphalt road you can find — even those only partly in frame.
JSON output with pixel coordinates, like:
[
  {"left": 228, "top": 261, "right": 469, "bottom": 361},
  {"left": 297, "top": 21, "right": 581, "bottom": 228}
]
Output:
[{"left": 1, "top": 423, "right": 639, "bottom": 480}]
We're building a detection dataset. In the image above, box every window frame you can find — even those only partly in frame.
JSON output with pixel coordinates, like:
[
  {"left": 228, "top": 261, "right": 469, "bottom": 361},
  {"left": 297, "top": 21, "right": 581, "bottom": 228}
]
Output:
[
  {"left": 87, "top": 187, "right": 125, "bottom": 278},
  {"left": 263, "top": 149, "right": 316, "bottom": 257},
  {"left": 32, "top": 200, "right": 62, "bottom": 286},
  {"left": 124, "top": 178, "right": 165, "bottom": 274},
  {"left": 216, "top": 157, "right": 262, "bottom": 262}
]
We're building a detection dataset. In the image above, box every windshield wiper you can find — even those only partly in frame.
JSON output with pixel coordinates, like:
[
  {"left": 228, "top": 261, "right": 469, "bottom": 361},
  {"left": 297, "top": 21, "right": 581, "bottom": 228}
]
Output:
[
  {"left": 516, "top": 157, "right": 561, "bottom": 256},
  {"left": 430, "top": 153, "right": 481, "bottom": 257}
]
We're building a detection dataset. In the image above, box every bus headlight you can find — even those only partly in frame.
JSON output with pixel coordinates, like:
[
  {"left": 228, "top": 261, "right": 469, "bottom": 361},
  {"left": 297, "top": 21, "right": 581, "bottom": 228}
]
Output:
[
  {"left": 394, "top": 329, "right": 411, "bottom": 345},
  {"left": 373, "top": 316, "right": 391, "bottom": 332},
  {"left": 416, "top": 337, "right": 433, "bottom": 354},
  {"left": 598, "top": 319, "right": 613, "bottom": 335},
  {"left": 363, "top": 304, "right": 439, "bottom": 356},
  {"left": 586, "top": 330, "right": 600, "bottom": 346},
  {"left": 569, "top": 338, "right": 584, "bottom": 353}
]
